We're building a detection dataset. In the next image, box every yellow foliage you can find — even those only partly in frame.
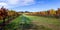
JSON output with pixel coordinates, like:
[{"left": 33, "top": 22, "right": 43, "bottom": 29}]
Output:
[{"left": 48, "top": 9, "right": 56, "bottom": 15}]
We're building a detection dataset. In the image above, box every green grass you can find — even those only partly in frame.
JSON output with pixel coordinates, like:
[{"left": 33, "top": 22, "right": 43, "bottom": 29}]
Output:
[
  {"left": 26, "top": 15, "right": 60, "bottom": 25},
  {"left": 0, "top": 18, "right": 12, "bottom": 24},
  {"left": 0, "top": 20, "right": 3, "bottom": 24},
  {"left": 5, "top": 16, "right": 21, "bottom": 30},
  {"left": 5, "top": 15, "right": 32, "bottom": 30},
  {"left": 5, "top": 14, "right": 60, "bottom": 30},
  {"left": 26, "top": 15, "right": 60, "bottom": 30}
]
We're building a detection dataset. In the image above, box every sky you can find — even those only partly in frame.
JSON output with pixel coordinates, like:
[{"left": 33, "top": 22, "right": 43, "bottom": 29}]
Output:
[{"left": 0, "top": 0, "right": 60, "bottom": 12}]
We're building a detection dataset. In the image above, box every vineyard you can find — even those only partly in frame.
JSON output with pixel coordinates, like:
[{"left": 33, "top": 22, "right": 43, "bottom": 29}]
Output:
[
  {"left": 0, "top": 7, "right": 60, "bottom": 30},
  {"left": 26, "top": 8, "right": 60, "bottom": 18}
]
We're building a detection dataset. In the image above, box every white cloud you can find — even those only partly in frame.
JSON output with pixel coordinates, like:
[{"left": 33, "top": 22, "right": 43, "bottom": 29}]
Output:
[
  {"left": 7, "top": 0, "right": 19, "bottom": 5},
  {"left": 7, "top": 0, "right": 35, "bottom": 6},
  {"left": 19, "top": 0, "right": 35, "bottom": 6},
  {"left": 0, "top": 0, "right": 35, "bottom": 9},
  {"left": 0, "top": 2, "right": 7, "bottom": 6},
  {"left": 0, "top": 2, "right": 9, "bottom": 8}
]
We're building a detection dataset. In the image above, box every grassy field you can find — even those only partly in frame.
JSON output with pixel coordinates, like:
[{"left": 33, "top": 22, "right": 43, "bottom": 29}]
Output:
[
  {"left": 0, "top": 14, "right": 60, "bottom": 30},
  {"left": 26, "top": 15, "right": 60, "bottom": 30},
  {"left": 5, "top": 15, "right": 32, "bottom": 30},
  {"left": 26, "top": 15, "right": 60, "bottom": 25}
]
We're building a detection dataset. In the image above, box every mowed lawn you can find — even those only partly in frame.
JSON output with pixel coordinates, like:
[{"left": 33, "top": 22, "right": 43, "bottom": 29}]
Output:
[
  {"left": 4, "top": 14, "right": 60, "bottom": 30},
  {"left": 5, "top": 15, "right": 32, "bottom": 30},
  {"left": 5, "top": 16, "right": 22, "bottom": 30},
  {"left": 26, "top": 15, "right": 60, "bottom": 30},
  {"left": 0, "top": 17, "right": 21, "bottom": 30}
]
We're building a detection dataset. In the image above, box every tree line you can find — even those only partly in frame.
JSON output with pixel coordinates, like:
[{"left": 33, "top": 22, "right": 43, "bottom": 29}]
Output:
[{"left": 26, "top": 8, "right": 60, "bottom": 18}]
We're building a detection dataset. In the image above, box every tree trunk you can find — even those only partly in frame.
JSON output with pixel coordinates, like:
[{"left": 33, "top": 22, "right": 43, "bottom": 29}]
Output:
[{"left": 2, "top": 18, "right": 5, "bottom": 30}]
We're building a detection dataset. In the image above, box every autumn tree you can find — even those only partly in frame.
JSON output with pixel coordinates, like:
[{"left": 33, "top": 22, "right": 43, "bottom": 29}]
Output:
[
  {"left": 0, "top": 6, "right": 8, "bottom": 30},
  {"left": 47, "top": 9, "right": 56, "bottom": 16},
  {"left": 55, "top": 8, "right": 60, "bottom": 18},
  {"left": 56, "top": 8, "right": 60, "bottom": 15}
]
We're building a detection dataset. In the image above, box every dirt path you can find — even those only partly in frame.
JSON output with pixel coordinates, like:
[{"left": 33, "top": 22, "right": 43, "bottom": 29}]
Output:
[{"left": 32, "top": 20, "right": 60, "bottom": 30}]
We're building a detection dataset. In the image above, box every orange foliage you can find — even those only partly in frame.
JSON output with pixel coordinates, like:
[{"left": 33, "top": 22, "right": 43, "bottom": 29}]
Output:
[{"left": 47, "top": 9, "right": 56, "bottom": 15}]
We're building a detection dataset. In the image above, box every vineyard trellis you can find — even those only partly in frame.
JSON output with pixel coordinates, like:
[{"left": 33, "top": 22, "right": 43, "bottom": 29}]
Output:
[{"left": 0, "top": 6, "right": 20, "bottom": 30}]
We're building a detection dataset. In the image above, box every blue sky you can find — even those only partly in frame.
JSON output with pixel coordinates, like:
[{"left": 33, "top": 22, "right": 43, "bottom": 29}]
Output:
[{"left": 0, "top": 0, "right": 60, "bottom": 12}]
